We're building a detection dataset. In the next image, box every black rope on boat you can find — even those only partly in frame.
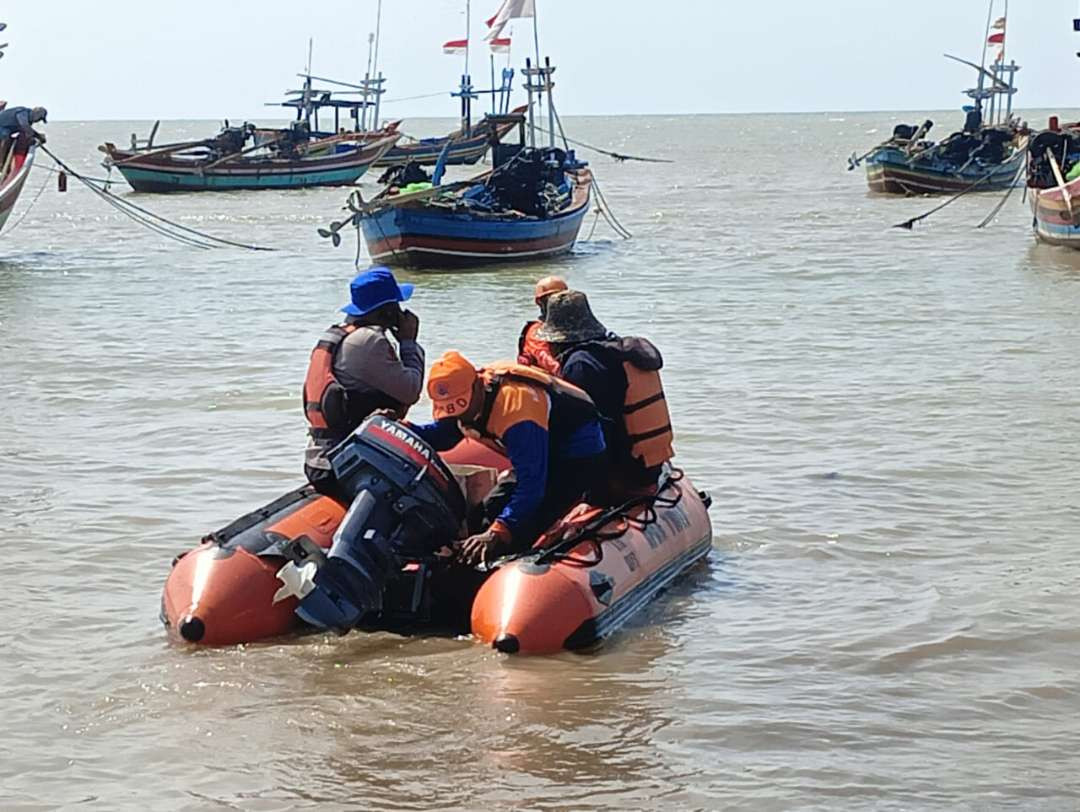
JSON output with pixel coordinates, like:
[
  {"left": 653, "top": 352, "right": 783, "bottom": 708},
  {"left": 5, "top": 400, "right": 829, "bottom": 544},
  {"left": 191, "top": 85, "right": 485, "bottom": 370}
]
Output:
[
  {"left": 38, "top": 145, "right": 277, "bottom": 252},
  {"left": 531, "top": 469, "right": 686, "bottom": 567}
]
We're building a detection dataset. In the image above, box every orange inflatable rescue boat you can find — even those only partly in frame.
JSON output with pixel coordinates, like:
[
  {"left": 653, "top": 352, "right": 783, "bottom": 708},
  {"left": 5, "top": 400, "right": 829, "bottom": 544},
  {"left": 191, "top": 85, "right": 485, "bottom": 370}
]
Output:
[{"left": 161, "top": 417, "right": 712, "bottom": 654}]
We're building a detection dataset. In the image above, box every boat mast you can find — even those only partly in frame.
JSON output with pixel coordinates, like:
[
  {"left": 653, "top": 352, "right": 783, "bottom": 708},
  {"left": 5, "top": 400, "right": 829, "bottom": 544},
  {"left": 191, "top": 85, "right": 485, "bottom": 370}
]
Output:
[
  {"left": 997, "top": 0, "right": 1009, "bottom": 124},
  {"left": 372, "top": 0, "right": 383, "bottom": 129},
  {"left": 361, "top": 31, "right": 375, "bottom": 130},
  {"left": 533, "top": 2, "right": 542, "bottom": 115},
  {"left": 464, "top": 0, "right": 473, "bottom": 133},
  {"left": 976, "top": 0, "right": 994, "bottom": 121}
]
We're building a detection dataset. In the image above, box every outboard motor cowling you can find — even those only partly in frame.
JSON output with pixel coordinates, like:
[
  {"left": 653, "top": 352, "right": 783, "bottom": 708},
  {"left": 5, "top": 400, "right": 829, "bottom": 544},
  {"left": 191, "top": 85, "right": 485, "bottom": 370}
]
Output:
[{"left": 295, "top": 416, "right": 466, "bottom": 633}]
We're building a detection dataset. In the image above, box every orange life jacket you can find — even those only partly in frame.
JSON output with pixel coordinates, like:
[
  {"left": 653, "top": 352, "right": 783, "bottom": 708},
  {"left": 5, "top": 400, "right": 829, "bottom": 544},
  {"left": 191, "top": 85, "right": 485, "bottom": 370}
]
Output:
[
  {"left": 621, "top": 350, "right": 674, "bottom": 468},
  {"left": 564, "top": 337, "right": 674, "bottom": 469},
  {"left": 302, "top": 324, "right": 400, "bottom": 441},
  {"left": 473, "top": 362, "right": 598, "bottom": 449},
  {"left": 517, "top": 321, "right": 561, "bottom": 375}
]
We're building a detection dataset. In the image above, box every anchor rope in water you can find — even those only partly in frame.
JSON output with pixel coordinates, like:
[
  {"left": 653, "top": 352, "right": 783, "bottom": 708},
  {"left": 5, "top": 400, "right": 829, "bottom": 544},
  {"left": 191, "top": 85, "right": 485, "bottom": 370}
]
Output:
[
  {"left": 548, "top": 105, "right": 632, "bottom": 240},
  {"left": 976, "top": 159, "right": 1027, "bottom": 229},
  {"left": 892, "top": 143, "right": 1029, "bottom": 230},
  {"left": 38, "top": 144, "right": 276, "bottom": 251},
  {"left": 31, "top": 162, "right": 115, "bottom": 185}
]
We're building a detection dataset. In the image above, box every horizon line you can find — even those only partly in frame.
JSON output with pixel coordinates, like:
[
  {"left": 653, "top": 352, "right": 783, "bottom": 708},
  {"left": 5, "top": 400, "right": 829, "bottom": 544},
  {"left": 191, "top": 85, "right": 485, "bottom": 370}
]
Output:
[{"left": 43, "top": 105, "right": 1080, "bottom": 124}]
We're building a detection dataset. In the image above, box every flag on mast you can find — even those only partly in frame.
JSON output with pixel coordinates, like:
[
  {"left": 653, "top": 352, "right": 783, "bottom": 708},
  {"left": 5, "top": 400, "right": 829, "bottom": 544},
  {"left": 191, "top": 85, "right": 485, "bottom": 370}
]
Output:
[
  {"left": 988, "top": 20, "right": 1006, "bottom": 63},
  {"left": 489, "top": 37, "right": 511, "bottom": 53},
  {"left": 443, "top": 38, "right": 469, "bottom": 55},
  {"left": 485, "top": 0, "right": 534, "bottom": 40}
]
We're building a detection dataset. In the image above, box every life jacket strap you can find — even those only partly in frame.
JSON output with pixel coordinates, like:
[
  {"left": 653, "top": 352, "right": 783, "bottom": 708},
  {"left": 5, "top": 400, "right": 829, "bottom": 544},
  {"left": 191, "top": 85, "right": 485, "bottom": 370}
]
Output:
[
  {"left": 625, "top": 391, "right": 665, "bottom": 415},
  {"left": 627, "top": 424, "right": 673, "bottom": 444}
]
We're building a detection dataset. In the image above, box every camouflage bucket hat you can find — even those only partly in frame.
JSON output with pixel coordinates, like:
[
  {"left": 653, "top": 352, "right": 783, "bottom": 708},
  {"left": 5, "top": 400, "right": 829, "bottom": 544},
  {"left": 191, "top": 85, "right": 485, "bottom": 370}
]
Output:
[{"left": 534, "top": 290, "right": 608, "bottom": 343}]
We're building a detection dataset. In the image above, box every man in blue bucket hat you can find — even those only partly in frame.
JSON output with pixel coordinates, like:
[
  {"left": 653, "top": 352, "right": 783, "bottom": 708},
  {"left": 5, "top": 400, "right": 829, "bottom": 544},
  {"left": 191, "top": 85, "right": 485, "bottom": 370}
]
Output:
[{"left": 303, "top": 267, "right": 424, "bottom": 500}]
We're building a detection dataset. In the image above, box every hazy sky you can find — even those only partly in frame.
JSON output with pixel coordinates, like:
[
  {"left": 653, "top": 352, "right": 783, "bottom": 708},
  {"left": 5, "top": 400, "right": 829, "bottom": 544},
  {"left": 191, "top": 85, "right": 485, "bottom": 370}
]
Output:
[{"left": 5, "top": 0, "right": 1080, "bottom": 120}]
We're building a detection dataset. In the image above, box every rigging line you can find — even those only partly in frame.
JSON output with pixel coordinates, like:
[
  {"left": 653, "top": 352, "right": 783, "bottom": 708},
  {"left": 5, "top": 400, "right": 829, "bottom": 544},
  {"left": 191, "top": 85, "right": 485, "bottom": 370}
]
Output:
[
  {"left": 380, "top": 91, "right": 451, "bottom": 104},
  {"left": 2, "top": 159, "right": 51, "bottom": 235},
  {"left": 39, "top": 144, "right": 276, "bottom": 251},
  {"left": 530, "top": 123, "right": 673, "bottom": 163},
  {"left": 547, "top": 96, "right": 571, "bottom": 152}
]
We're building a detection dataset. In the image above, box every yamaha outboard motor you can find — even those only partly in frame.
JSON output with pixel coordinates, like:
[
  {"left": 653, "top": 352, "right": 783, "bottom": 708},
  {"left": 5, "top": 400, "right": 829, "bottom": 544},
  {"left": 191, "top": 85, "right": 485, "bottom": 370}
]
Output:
[{"left": 295, "top": 416, "right": 466, "bottom": 633}]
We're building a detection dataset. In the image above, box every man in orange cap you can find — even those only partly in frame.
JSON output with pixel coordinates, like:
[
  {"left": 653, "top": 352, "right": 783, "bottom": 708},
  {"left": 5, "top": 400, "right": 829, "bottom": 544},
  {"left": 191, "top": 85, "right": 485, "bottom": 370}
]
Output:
[
  {"left": 516, "top": 275, "right": 567, "bottom": 375},
  {"left": 409, "top": 350, "right": 607, "bottom": 565}
]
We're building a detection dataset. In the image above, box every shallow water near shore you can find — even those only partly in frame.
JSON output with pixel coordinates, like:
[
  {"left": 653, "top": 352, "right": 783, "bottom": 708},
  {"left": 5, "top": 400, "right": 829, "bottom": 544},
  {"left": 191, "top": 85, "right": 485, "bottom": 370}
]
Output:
[{"left": 3, "top": 111, "right": 1080, "bottom": 809}]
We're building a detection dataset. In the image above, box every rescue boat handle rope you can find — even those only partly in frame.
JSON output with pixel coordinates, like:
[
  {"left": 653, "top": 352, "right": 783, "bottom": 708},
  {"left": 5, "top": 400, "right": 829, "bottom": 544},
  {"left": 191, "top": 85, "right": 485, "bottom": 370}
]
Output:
[
  {"left": 893, "top": 142, "right": 1030, "bottom": 231},
  {"left": 532, "top": 469, "right": 686, "bottom": 567},
  {"left": 38, "top": 144, "right": 276, "bottom": 252}
]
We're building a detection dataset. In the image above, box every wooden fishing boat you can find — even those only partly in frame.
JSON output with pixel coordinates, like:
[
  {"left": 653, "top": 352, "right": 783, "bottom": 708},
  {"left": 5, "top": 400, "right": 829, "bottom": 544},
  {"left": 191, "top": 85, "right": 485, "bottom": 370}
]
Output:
[
  {"left": 270, "top": 60, "right": 522, "bottom": 169},
  {"left": 0, "top": 132, "right": 36, "bottom": 233},
  {"left": 359, "top": 163, "right": 592, "bottom": 268},
  {"left": 865, "top": 132, "right": 1024, "bottom": 195},
  {"left": 321, "top": 59, "right": 593, "bottom": 269},
  {"left": 1024, "top": 15, "right": 1080, "bottom": 249},
  {"left": 1027, "top": 123, "right": 1080, "bottom": 248},
  {"left": 0, "top": 24, "right": 41, "bottom": 234},
  {"left": 852, "top": 8, "right": 1025, "bottom": 196},
  {"left": 373, "top": 107, "right": 528, "bottom": 167},
  {"left": 101, "top": 127, "right": 399, "bottom": 193}
]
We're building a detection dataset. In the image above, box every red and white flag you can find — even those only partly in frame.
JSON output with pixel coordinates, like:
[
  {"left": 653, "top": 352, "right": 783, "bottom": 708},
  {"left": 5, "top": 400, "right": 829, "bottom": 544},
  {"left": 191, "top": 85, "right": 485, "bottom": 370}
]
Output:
[
  {"left": 485, "top": 0, "right": 534, "bottom": 40},
  {"left": 443, "top": 38, "right": 468, "bottom": 55},
  {"left": 987, "top": 32, "right": 1005, "bottom": 45},
  {"left": 489, "top": 37, "right": 512, "bottom": 54}
]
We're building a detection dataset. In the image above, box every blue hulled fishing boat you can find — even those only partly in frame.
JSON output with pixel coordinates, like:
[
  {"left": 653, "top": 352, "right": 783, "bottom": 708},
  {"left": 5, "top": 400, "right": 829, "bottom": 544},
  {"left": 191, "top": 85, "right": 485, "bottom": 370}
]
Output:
[
  {"left": 852, "top": 3, "right": 1026, "bottom": 196},
  {"left": 321, "top": 52, "right": 593, "bottom": 270}
]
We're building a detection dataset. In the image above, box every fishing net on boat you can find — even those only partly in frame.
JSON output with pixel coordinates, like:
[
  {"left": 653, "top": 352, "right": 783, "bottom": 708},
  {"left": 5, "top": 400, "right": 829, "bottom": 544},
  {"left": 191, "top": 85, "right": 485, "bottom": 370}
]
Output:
[
  {"left": 1028, "top": 129, "right": 1080, "bottom": 189},
  {"left": 378, "top": 162, "right": 432, "bottom": 187},
  {"left": 464, "top": 147, "right": 571, "bottom": 217}
]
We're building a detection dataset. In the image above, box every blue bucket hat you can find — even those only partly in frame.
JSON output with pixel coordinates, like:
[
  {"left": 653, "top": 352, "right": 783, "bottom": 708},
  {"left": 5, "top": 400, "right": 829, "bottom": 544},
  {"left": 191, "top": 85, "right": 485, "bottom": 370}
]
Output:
[{"left": 341, "top": 266, "right": 413, "bottom": 317}]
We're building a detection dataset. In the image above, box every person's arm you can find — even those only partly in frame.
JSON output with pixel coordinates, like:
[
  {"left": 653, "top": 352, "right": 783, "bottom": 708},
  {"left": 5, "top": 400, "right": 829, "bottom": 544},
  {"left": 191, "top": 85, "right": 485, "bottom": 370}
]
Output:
[
  {"left": 352, "top": 331, "right": 425, "bottom": 406},
  {"left": 492, "top": 420, "right": 549, "bottom": 540},
  {"left": 15, "top": 110, "right": 30, "bottom": 135},
  {"left": 407, "top": 417, "right": 464, "bottom": 452}
]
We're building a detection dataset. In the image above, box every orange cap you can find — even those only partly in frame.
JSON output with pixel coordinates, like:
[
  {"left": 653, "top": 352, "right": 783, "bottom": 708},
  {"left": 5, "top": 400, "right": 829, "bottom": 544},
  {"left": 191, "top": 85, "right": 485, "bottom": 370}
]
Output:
[
  {"left": 534, "top": 275, "right": 568, "bottom": 304},
  {"left": 427, "top": 351, "right": 478, "bottom": 420}
]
